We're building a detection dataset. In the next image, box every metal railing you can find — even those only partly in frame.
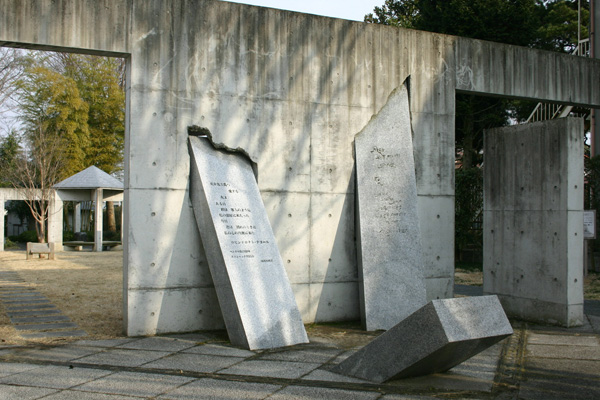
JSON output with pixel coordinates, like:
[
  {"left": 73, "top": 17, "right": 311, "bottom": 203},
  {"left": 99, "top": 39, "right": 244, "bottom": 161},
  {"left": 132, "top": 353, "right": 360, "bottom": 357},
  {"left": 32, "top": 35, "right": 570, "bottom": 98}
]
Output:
[{"left": 525, "top": 39, "right": 591, "bottom": 124}]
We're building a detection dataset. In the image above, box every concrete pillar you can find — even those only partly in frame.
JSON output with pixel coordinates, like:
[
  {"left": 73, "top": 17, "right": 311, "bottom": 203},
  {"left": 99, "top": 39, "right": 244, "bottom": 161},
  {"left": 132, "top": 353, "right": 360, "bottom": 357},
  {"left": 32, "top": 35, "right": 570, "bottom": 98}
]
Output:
[
  {"left": 94, "top": 188, "right": 103, "bottom": 252},
  {"left": 0, "top": 199, "right": 5, "bottom": 251},
  {"left": 74, "top": 202, "right": 81, "bottom": 232},
  {"left": 47, "top": 191, "right": 63, "bottom": 251},
  {"left": 592, "top": 0, "right": 600, "bottom": 155},
  {"left": 483, "top": 118, "right": 584, "bottom": 327},
  {"left": 120, "top": 201, "right": 124, "bottom": 242}
]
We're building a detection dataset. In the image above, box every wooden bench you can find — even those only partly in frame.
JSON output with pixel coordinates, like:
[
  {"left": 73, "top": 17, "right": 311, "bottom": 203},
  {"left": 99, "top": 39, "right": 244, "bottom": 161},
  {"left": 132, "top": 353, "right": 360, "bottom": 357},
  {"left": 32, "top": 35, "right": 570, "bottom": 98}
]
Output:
[{"left": 26, "top": 242, "right": 55, "bottom": 260}]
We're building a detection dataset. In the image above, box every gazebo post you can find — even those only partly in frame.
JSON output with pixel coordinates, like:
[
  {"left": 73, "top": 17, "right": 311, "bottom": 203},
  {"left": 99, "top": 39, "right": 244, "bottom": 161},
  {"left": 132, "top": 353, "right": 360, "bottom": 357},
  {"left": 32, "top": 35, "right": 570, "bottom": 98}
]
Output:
[
  {"left": 74, "top": 202, "right": 81, "bottom": 233},
  {"left": 94, "top": 188, "right": 103, "bottom": 252},
  {"left": 47, "top": 191, "right": 63, "bottom": 251}
]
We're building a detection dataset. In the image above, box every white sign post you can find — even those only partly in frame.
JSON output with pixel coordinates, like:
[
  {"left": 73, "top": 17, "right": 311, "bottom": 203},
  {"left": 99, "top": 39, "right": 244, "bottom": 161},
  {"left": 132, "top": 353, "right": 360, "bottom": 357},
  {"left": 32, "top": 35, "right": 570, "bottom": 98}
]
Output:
[{"left": 584, "top": 210, "right": 596, "bottom": 275}]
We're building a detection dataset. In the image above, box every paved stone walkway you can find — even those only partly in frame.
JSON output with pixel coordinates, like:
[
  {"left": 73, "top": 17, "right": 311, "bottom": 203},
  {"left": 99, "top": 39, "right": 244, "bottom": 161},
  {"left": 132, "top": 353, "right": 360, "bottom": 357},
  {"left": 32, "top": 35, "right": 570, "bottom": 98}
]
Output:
[
  {"left": 0, "top": 280, "right": 598, "bottom": 398},
  {"left": 0, "top": 271, "right": 86, "bottom": 339},
  {"left": 0, "top": 318, "right": 598, "bottom": 399}
]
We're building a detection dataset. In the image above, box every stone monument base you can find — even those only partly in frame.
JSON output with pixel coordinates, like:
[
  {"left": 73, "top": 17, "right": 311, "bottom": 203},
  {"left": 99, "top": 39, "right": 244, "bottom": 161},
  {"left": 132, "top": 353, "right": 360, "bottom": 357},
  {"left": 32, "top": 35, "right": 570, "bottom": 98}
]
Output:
[{"left": 332, "top": 296, "right": 513, "bottom": 382}]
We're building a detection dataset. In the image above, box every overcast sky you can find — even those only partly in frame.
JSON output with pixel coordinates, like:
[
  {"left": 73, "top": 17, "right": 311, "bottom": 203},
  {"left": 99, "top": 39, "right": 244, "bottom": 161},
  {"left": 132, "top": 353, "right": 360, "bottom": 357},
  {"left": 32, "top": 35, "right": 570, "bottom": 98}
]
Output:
[{"left": 222, "top": 0, "right": 382, "bottom": 22}]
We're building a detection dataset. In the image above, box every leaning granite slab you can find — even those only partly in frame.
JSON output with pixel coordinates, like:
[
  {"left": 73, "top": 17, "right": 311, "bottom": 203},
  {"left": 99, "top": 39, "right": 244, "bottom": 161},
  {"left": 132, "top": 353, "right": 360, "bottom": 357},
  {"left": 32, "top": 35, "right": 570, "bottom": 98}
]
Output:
[
  {"left": 188, "top": 133, "right": 308, "bottom": 350},
  {"left": 332, "top": 296, "right": 513, "bottom": 382},
  {"left": 354, "top": 80, "right": 427, "bottom": 331}
]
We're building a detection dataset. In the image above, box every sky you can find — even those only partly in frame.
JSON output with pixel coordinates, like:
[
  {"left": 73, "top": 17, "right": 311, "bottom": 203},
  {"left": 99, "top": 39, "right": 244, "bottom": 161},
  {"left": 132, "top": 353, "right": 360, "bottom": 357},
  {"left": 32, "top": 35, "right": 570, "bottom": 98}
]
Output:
[{"left": 222, "top": 0, "right": 382, "bottom": 22}]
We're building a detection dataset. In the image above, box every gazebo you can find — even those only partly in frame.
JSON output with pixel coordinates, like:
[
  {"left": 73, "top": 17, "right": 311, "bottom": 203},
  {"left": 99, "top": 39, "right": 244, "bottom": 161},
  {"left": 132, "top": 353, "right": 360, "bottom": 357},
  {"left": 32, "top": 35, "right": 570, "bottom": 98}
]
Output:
[{"left": 53, "top": 166, "right": 124, "bottom": 252}]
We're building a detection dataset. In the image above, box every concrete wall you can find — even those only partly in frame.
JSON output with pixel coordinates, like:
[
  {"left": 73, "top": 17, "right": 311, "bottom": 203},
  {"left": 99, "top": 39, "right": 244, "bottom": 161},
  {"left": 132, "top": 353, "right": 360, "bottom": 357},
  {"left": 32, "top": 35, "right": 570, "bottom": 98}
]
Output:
[
  {"left": 0, "top": 188, "right": 62, "bottom": 250},
  {"left": 1, "top": 0, "right": 599, "bottom": 335},
  {"left": 483, "top": 118, "right": 584, "bottom": 327}
]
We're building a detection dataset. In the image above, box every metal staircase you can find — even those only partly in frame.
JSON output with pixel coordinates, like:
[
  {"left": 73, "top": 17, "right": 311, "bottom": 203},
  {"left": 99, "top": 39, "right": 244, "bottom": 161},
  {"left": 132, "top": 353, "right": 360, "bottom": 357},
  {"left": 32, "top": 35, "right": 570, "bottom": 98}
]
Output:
[{"left": 526, "top": 39, "right": 592, "bottom": 125}]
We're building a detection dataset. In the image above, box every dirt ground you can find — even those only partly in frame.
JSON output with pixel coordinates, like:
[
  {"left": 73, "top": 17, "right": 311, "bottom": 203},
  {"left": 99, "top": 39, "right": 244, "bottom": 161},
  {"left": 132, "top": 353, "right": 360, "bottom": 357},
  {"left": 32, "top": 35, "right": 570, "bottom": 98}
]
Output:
[
  {"left": 1, "top": 251, "right": 600, "bottom": 347},
  {"left": 0, "top": 250, "right": 123, "bottom": 346}
]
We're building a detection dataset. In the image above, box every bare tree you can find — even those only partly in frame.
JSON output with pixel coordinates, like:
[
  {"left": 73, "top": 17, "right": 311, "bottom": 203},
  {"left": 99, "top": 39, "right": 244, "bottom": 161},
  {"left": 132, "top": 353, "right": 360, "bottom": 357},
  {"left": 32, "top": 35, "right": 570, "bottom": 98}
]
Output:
[
  {"left": 6, "top": 125, "right": 66, "bottom": 243},
  {"left": 0, "top": 48, "right": 25, "bottom": 134}
]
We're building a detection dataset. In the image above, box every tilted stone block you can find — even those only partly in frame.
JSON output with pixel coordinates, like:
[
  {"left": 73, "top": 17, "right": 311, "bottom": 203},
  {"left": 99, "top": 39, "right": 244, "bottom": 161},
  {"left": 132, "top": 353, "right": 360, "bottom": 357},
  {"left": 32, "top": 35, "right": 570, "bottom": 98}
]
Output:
[
  {"left": 354, "top": 81, "right": 427, "bottom": 331},
  {"left": 332, "top": 295, "right": 513, "bottom": 382},
  {"left": 188, "top": 134, "right": 308, "bottom": 350}
]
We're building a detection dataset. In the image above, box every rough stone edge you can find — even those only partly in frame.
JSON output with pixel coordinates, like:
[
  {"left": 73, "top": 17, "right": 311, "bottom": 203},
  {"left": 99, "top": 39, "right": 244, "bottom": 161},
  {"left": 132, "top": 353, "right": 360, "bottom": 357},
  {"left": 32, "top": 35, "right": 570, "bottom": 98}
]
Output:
[
  {"left": 188, "top": 125, "right": 258, "bottom": 179},
  {"left": 353, "top": 75, "right": 412, "bottom": 142}
]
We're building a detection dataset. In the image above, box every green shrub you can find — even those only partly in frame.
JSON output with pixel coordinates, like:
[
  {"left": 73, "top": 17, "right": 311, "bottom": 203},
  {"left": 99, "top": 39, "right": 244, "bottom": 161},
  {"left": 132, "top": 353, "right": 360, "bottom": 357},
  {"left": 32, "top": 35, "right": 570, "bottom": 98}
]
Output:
[
  {"left": 11, "top": 230, "right": 39, "bottom": 243},
  {"left": 455, "top": 167, "right": 483, "bottom": 260},
  {"left": 63, "top": 231, "right": 75, "bottom": 242},
  {"left": 103, "top": 231, "right": 121, "bottom": 241},
  {"left": 3, "top": 238, "right": 19, "bottom": 249}
]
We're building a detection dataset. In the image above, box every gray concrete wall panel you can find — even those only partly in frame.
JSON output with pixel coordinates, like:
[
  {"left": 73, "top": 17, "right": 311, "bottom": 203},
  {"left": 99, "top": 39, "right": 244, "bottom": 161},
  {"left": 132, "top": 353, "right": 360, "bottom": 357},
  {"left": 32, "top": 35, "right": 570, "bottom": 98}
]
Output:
[
  {"left": 0, "top": 0, "right": 129, "bottom": 55},
  {"left": 309, "top": 282, "right": 360, "bottom": 323},
  {"left": 2, "top": 0, "right": 599, "bottom": 335},
  {"left": 455, "top": 37, "right": 600, "bottom": 106},
  {"left": 126, "top": 287, "right": 224, "bottom": 336},
  {"left": 483, "top": 118, "right": 584, "bottom": 327}
]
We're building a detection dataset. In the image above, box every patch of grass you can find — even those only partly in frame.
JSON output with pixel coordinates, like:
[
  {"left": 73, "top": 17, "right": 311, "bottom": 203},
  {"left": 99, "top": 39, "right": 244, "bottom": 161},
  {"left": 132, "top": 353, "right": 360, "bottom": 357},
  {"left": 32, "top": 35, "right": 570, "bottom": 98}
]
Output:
[
  {"left": 455, "top": 261, "right": 482, "bottom": 272},
  {"left": 585, "top": 271, "right": 600, "bottom": 301},
  {"left": 3, "top": 238, "right": 20, "bottom": 250}
]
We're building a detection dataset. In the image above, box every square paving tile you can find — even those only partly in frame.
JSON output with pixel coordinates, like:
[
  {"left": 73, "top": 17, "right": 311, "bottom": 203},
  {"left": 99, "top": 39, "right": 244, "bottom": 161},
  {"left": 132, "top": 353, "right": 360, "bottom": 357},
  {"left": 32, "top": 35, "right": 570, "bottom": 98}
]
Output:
[
  {"left": 528, "top": 333, "right": 600, "bottom": 347},
  {"left": 0, "top": 383, "right": 58, "bottom": 400},
  {"left": 0, "top": 365, "right": 112, "bottom": 389},
  {"left": 142, "top": 352, "right": 244, "bottom": 373},
  {"left": 73, "top": 371, "right": 194, "bottom": 398},
  {"left": 11, "top": 315, "right": 70, "bottom": 324},
  {"left": 73, "top": 338, "right": 136, "bottom": 348},
  {"left": 527, "top": 344, "right": 600, "bottom": 360},
  {"left": 301, "top": 368, "right": 370, "bottom": 384},
  {"left": 21, "top": 330, "right": 87, "bottom": 339},
  {"left": 15, "top": 322, "right": 78, "bottom": 331},
  {"left": 3, "top": 298, "right": 49, "bottom": 304},
  {"left": 15, "top": 345, "right": 102, "bottom": 362},
  {"left": 76, "top": 348, "right": 172, "bottom": 367},
  {"left": 258, "top": 347, "right": 343, "bottom": 363},
  {"left": 42, "top": 390, "right": 144, "bottom": 399},
  {"left": 268, "top": 385, "right": 380, "bottom": 400},
  {"left": 183, "top": 343, "right": 255, "bottom": 358},
  {"left": 0, "top": 293, "right": 45, "bottom": 299},
  {"left": 0, "top": 362, "right": 41, "bottom": 378},
  {"left": 116, "top": 337, "right": 197, "bottom": 352},
  {"left": 7, "top": 309, "right": 61, "bottom": 317},
  {"left": 157, "top": 377, "right": 281, "bottom": 399},
  {"left": 220, "top": 359, "right": 321, "bottom": 379},
  {"left": 163, "top": 332, "right": 229, "bottom": 342},
  {"left": 7, "top": 304, "right": 57, "bottom": 311}
]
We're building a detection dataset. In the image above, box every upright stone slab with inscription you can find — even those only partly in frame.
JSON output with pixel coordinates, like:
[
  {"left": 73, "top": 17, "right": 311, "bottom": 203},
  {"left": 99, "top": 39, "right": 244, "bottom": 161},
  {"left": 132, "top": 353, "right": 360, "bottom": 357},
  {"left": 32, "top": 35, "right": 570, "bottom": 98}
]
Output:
[
  {"left": 355, "top": 82, "right": 427, "bottom": 331},
  {"left": 188, "top": 135, "right": 308, "bottom": 350}
]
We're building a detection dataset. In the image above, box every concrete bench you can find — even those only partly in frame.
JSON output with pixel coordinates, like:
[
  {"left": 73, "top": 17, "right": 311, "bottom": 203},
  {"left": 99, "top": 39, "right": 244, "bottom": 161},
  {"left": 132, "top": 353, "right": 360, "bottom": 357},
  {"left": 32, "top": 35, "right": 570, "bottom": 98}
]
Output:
[
  {"left": 26, "top": 242, "right": 55, "bottom": 260},
  {"left": 63, "top": 241, "right": 122, "bottom": 251}
]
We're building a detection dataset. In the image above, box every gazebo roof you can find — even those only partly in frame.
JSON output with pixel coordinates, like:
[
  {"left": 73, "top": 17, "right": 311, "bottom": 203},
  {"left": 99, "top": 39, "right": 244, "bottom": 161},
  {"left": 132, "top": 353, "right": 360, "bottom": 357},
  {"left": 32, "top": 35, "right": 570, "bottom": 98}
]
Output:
[{"left": 54, "top": 166, "right": 123, "bottom": 191}]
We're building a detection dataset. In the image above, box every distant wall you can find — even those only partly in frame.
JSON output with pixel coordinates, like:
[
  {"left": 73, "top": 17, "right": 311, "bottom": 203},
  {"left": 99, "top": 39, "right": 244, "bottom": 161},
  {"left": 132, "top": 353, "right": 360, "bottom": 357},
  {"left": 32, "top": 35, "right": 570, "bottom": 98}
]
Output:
[
  {"left": 1, "top": 0, "right": 599, "bottom": 335},
  {"left": 483, "top": 118, "right": 584, "bottom": 327}
]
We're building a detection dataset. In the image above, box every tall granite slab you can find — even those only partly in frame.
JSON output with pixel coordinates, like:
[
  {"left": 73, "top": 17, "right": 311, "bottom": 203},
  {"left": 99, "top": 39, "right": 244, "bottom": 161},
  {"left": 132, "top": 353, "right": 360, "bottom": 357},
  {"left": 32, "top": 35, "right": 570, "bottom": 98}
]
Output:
[
  {"left": 332, "top": 296, "right": 513, "bottom": 382},
  {"left": 188, "top": 134, "right": 308, "bottom": 350},
  {"left": 354, "top": 81, "right": 427, "bottom": 331}
]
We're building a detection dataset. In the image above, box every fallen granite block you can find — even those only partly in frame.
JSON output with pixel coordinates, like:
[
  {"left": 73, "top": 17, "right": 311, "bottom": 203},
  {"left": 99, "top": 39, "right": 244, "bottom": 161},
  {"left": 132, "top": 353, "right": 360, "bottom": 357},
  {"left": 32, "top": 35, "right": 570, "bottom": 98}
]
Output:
[{"left": 331, "top": 295, "right": 513, "bottom": 382}]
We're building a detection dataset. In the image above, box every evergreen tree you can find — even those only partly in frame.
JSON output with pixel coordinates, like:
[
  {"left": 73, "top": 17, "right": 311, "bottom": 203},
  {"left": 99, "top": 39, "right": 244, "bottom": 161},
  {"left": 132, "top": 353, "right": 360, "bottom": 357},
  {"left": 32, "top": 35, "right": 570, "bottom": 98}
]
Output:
[{"left": 16, "top": 61, "right": 90, "bottom": 178}]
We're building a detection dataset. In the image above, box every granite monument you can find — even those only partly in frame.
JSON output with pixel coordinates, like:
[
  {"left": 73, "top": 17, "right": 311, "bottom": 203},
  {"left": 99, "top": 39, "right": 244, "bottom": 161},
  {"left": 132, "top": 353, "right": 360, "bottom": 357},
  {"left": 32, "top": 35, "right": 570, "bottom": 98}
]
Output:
[
  {"left": 188, "top": 133, "right": 308, "bottom": 350},
  {"left": 354, "top": 81, "right": 427, "bottom": 331}
]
